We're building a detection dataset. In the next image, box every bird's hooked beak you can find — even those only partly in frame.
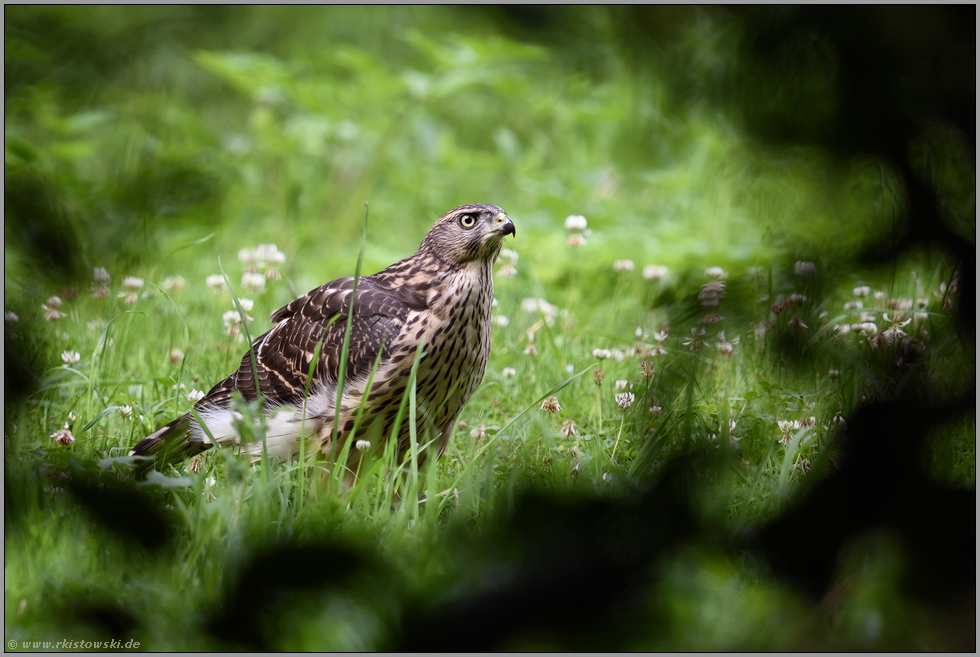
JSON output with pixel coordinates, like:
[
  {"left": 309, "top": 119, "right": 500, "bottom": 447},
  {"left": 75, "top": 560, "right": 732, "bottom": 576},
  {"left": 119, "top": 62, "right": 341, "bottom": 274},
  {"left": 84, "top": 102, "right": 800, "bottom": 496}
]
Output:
[{"left": 492, "top": 212, "right": 516, "bottom": 238}]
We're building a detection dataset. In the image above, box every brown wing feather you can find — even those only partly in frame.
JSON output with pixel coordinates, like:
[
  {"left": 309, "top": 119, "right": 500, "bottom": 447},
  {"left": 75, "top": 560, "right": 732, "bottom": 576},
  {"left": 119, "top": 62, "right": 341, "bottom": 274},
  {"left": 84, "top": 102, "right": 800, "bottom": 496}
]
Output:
[{"left": 201, "top": 276, "right": 424, "bottom": 408}]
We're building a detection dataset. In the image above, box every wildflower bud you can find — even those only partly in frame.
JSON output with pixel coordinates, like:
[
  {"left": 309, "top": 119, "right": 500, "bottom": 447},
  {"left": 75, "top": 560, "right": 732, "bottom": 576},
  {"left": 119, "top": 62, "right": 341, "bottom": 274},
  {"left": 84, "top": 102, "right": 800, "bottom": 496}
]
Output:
[
  {"left": 640, "top": 361, "right": 655, "bottom": 378},
  {"left": 170, "top": 348, "right": 184, "bottom": 364},
  {"left": 540, "top": 396, "right": 562, "bottom": 413},
  {"left": 188, "top": 457, "right": 204, "bottom": 474},
  {"left": 594, "top": 369, "right": 605, "bottom": 387}
]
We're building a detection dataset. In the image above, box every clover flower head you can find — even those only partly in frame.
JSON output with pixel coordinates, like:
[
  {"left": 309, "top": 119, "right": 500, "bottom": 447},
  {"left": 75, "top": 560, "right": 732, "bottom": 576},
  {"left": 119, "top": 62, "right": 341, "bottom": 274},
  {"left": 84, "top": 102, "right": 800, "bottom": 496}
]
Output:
[
  {"left": 51, "top": 424, "right": 75, "bottom": 446},
  {"left": 206, "top": 275, "right": 227, "bottom": 293},
  {"left": 560, "top": 419, "right": 579, "bottom": 437},
  {"left": 564, "top": 215, "right": 588, "bottom": 231},
  {"left": 61, "top": 350, "right": 81, "bottom": 366},
  {"left": 187, "top": 389, "right": 205, "bottom": 404},
  {"left": 794, "top": 261, "right": 816, "bottom": 277},
  {"left": 613, "top": 259, "right": 635, "bottom": 272},
  {"left": 642, "top": 264, "right": 668, "bottom": 281},
  {"left": 540, "top": 396, "right": 562, "bottom": 413},
  {"left": 241, "top": 272, "right": 266, "bottom": 293},
  {"left": 615, "top": 392, "right": 635, "bottom": 411}
]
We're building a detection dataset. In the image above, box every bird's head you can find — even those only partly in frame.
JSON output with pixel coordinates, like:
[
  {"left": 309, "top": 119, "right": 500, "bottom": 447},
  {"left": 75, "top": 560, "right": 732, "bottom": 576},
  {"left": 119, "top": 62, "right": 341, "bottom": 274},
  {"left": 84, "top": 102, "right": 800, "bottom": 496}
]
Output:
[{"left": 420, "top": 204, "right": 515, "bottom": 265}]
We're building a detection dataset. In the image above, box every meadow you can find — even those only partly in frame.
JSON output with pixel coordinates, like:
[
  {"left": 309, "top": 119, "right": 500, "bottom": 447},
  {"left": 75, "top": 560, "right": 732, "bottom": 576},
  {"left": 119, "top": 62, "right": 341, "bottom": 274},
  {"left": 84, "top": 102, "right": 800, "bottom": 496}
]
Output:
[{"left": 4, "top": 6, "right": 975, "bottom": 650}]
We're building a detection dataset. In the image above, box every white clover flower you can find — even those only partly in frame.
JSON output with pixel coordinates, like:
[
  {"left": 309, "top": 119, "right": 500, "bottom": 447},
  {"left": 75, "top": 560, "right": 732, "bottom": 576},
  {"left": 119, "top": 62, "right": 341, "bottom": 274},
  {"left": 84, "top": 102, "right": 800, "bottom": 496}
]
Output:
[
  {"left": 642, "top": 264, "right": 668, "bottom": 280},
  {"left": 828, "top": 369, "right": 840, "bottom": 377},
  {"left": 566, "top": 233, "right": 588, "bottom": 247},
  {"left": 42, "top": 296, "right": 66, "bottom": 321},
  {"left": 238, "top": 298, "right": 254, "bottom": 313},
  {"left": 206, "top": 275, "right": 227, "bottom": 293},
  {"left": 853, "top": 286, "right": 871, "bottom": 297},
  {"left": 789, "top": 293, "right": 809, "bottom": 304},
  {"left": 715, "top": 332, "right": 734, "bottom": 355},
  {"left": 51, "top": 423, "right": 75, "bottom": 446},
  {"left": 787, "top": 316, "right": 808, "bottom": 330},
  {"left": 502, "top": 367, "right": 517, "bottom": 378},
  {"left": 162, "top": 276, "right": 187, "bottom": 293},
  {"left": 118, "top": 405, "right": 133, "bottom": 420},
  {"left": 682, "top": 327, "right": 706, "bottom": 351},
  {"left": 794, "top": 261, "right": 816, "bottom": 277},
  {"left": 68, "top": 411, "right": 78, "bottom": 423},
  {"left": 499, "top": 248, "right": 519, "bottom": 265},
  {"left": 122, "top": 276, "right": 144, "bottom": 291},
  {"left": 611, "top": 348, "right": 625, "bottom": 362},
  {"left": 874, "top": 291, "right": 888, "bottom": 301},
  {"left": 843, "top": 300, "right": 863, "bottom": 310},
  {"left": 705, "top": 266, "right": 728, "bottom": 280},
  {"left": 61, "top": 350, "right": 81, "bottom": 366},
  {"left": 653, "top": 330, "right": 668, "bottom": 343},
  {"left": 615, "top": 392, "right": 635, "bottom": 411},
  {"left": 170, "top": 348, "right": 184, "bottom": 364},
  {"left": 613, "top": 259, "right": 635, "bottom": 272},
  {"left": 5, "top": 311, "right": 19, "bottom": 323},
  {"left": 172, "top": 382, "right": 186, "bottom": 390},
  {"left": 187, "top": 389, "right": 205, "bottom": 403},
  {"left": 540, "top": 396, "right": 562, "bottom": 413},
  {"left": 592, "top": 348, "right": 612, "bottom": 360},
  {"left": 255, "top": 243, "right": 286, "bottom": 265},
  {"left": 355, "top": 439, "right": 371, "bottom": 451},
  {"left": 614, "top": 379, "right": 629, "bottom": 392},
  {"left": 777, "top": 420, "right": 800, "bottom": 433},
  {"left": 241, "top": 272, "right": 266, "bottom": 293},
  {"left": 238, "top": 247, "right": 257, "bottom": 268},
  {"left": 492, "top": 315, "right": 510, "bottom": 327},
  {"left": 851, "top": 322, "right": 878, "bottom": 336},
  {"left": 564, "top": 215, "right": 588, "bottom": 231},
  {"left": 93, "top": 267, "right": 111, "bottom": 282},
  {"left": 520, "top": 298, "right": 558, "bottom": 324},
  {"left": 565, "top": 364, "right": 575, "bottom": 374},
  {"left": 560, "top": 418, "right": 579, "bottom": 437},
  {"left": 223, "top": 310, "right": 242, "bottom": 325},
  {"left": 205, "top": 476, "right": 216, "bottom": 487}
]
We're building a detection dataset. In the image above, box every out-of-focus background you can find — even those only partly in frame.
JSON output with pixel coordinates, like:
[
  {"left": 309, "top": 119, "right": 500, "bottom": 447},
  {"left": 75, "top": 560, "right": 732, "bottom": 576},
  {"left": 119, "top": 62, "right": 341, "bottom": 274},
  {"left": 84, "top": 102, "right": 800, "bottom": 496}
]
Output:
[{"left": 4, "top": 6, "right": 975, "bottom": 651}]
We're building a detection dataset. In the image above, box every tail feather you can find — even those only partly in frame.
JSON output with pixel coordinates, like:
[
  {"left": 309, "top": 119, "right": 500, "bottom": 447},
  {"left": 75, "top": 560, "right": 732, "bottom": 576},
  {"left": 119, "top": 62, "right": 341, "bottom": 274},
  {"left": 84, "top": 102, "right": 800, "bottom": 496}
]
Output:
[{"left": 130, "top": 414, "right": 210, "bottom": 477}]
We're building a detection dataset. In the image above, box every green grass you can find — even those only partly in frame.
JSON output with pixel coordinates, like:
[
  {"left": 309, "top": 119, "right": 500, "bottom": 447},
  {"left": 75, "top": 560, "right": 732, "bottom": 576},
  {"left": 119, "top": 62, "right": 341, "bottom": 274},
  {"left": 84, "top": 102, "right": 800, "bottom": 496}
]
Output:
[{"left": 4, "top": 6, "right": 974, "bottom": 651}]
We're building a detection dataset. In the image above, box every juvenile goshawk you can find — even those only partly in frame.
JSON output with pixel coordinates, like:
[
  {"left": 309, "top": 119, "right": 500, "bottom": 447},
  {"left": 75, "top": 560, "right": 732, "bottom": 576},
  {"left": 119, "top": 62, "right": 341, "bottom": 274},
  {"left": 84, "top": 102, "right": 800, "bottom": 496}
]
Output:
[{"left": 131, "top": 204, "right": 515, "bottom": 480}]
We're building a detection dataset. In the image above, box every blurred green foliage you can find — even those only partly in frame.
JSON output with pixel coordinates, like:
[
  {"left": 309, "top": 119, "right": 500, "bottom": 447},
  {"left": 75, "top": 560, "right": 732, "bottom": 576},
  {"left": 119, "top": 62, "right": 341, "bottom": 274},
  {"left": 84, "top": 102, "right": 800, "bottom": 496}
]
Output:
[{"left": 4, "top": 5, "right": 974, "bottom": 651}]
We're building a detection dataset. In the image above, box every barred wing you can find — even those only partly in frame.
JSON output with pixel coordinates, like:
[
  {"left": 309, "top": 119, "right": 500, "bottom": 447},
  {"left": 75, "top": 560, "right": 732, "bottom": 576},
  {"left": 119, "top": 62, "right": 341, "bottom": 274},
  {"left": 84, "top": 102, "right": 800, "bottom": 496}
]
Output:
[{"left": 201, "top": 276, "right": 425, "bottom": 408}]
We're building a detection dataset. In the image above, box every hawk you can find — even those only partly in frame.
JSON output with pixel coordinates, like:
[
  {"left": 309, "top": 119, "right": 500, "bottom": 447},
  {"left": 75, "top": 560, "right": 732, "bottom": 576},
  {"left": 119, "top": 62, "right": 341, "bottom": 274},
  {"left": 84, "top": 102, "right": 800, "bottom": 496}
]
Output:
[{"left": 131, "top": 204, "right": 515, "bottom": 482}]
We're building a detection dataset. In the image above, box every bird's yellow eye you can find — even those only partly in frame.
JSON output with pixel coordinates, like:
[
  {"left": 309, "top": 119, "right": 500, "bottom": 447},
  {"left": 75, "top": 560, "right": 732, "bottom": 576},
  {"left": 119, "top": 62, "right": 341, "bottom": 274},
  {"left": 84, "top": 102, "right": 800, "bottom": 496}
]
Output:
[{"left": 460, "top": 214, "right": 476, "bottom": 228}]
